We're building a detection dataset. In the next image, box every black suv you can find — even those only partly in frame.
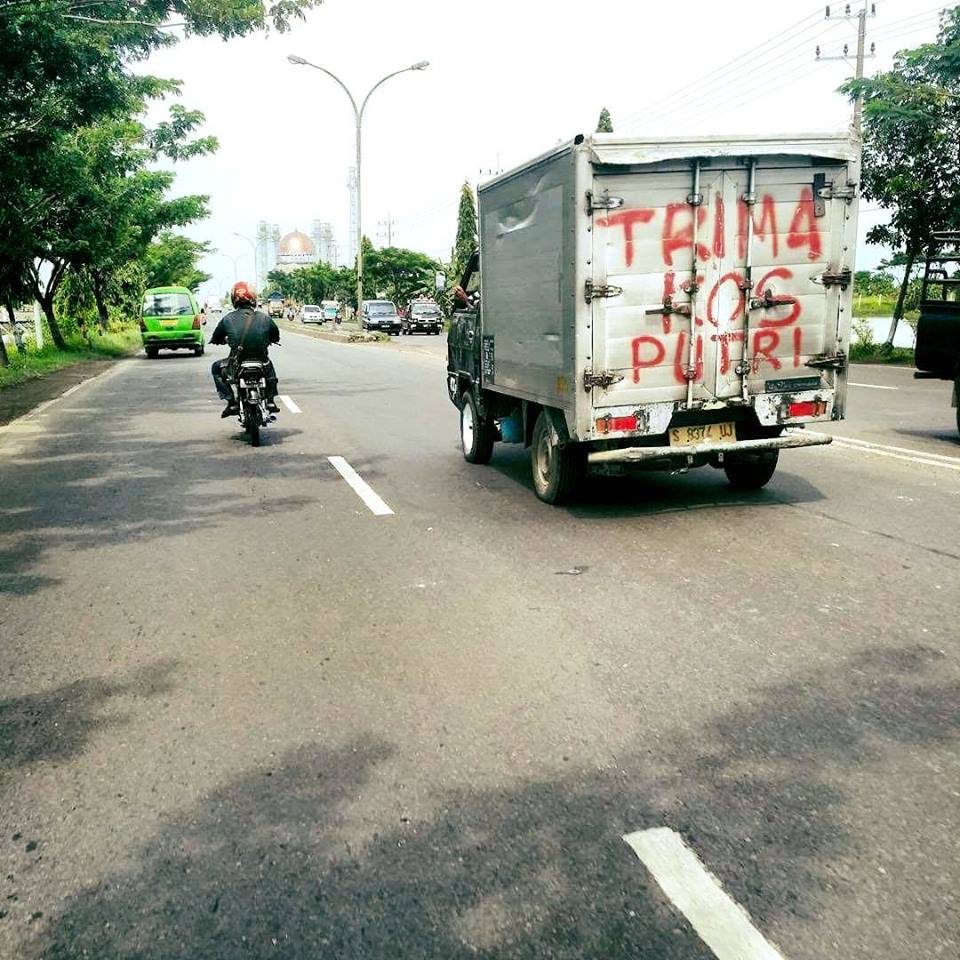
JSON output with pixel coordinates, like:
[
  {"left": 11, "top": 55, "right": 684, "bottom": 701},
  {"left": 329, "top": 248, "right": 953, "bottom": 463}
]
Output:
[{"left": 402, "top": 299, "right": 443, "bottom": 335}]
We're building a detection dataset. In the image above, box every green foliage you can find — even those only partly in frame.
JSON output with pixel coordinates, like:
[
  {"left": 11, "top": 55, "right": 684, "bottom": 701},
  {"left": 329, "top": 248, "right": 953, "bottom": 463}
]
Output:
[
  {"left": 849, "top": 343, "right": 915, "bottom": 364},
  {"left": 264, "top": 264, "right": 356, "bottom": 306},
  {"left": 596, "top": 107, "right": 614, "bottom": 133},
  {"left": 0, "top": 328, "right": 142, "bottom": 389},
  {"left": 854, "top": 269, "right": 898, "bottom": 297},
  {"left": 0, "top": 0, "right": 318, "bottom": 347},
  {"left": 841, "top": 8, "right": 960, "bottom": 337},
  {"left": 450, "top": 182, "right": 478, "bottom": 288},
  {"left": 145, "top": 232, "right": 212, "bottom": 290},
  {"left": 364, "top": 246, "right": 439, "bottom": 306}
]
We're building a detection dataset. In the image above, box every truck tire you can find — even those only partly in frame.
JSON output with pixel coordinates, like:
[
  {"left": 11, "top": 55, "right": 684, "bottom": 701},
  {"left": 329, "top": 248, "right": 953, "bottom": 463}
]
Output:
[
  {"left": 145, "top": 346, "right": 158, "bottom": 359},
  {"left": 460, "top": 390, "right": 495, "bottom": 464},
  {"left": 723, "top": 449, "right": 779, "bottom": 490},
  {"left": 531, "top": 410, "right": 584, "bottom": 504}
]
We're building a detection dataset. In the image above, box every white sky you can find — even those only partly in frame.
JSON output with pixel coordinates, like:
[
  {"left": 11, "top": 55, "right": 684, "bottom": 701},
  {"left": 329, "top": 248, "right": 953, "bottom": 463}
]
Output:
[{"left": 136, "top": 0, "right": 950, "bottom": 297}]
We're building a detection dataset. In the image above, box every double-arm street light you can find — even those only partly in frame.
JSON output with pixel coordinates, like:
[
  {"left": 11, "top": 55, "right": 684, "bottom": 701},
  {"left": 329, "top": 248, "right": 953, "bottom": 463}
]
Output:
[
  {"left": 219, "top": 251, "right": 249, "bottom": 282},
  {"left": 286, "top": 55, "right": 429, "bottom": 321}
]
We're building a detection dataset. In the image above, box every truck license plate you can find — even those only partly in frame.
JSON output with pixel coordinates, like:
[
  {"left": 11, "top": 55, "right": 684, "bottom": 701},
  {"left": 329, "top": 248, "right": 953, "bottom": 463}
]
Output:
[
  {"left": 160, "top": 319, "right": 177, "bottom": 328},
  {"left": 668, "top": 422, "right": 736, "bottom": 446}
]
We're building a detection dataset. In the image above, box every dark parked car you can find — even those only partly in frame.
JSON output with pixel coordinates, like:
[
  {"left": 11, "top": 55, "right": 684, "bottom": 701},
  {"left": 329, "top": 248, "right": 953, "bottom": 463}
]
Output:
[
  {"left": 401, "top": 299, "right": 443, "bottom": 335},
  {"left": 360, "top": 300, "right": 401, "bottom": 335}
]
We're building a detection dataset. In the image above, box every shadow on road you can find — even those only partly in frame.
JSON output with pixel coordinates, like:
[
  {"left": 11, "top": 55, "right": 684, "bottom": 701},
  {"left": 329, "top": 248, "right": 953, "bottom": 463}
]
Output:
[
  {"left": 0, "top": 659, "right": 180, "bottom": 775},
  {"left": 485, "top": 447, "right": 826, "bottom": 518},
  {"left": 0, "top": 359, "right": 333, "bottom": 596},
  {"left": 19, "top": 646, "right": 957, "bottom": 959},
  {"left": 891, "top": 426, "right": 960, "bottom": 448}
]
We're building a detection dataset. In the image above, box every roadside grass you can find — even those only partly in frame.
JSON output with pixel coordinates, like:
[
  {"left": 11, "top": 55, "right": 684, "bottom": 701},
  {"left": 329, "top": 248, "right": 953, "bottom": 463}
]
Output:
[
  {"left": 852, "top": 296, "right": 898, "bottom": 318},
  {"left": 849, "top": 343, "right": 915, "bottom": 364},
  {"left": 0, "top": 327, "right": 141, "bottom": 389}
]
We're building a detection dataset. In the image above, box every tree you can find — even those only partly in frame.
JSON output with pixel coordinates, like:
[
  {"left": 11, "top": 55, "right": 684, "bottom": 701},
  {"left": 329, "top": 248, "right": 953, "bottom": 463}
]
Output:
[
  {"left": 0, "top": 1, "right": 320, "bottom": 344},
  {"left": 66, "top": 110, "right": 215, "bottom": 329},
  {"left": 145, "top": 233, "right": 213, "bottom": 291},
  {"left": 596, "top": 107, "right": 614, "bottom": 133},
  {"left": 450, "top": 182, "right": 478, "bottom": 289},
  {"left": 842, "top": 8, "right": 960, "bottom": 345},
  {"left": 364, "top": 247, "right": 439, "bottom": 306},
  {"left": 854, "top": 269, "right": 897, "bottom": 298}
]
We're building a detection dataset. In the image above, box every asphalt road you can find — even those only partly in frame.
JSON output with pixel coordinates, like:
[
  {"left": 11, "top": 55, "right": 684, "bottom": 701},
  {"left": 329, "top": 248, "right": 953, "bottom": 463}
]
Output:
[{"left": 1, "top": 331, "right": 957, "bottom": 959}]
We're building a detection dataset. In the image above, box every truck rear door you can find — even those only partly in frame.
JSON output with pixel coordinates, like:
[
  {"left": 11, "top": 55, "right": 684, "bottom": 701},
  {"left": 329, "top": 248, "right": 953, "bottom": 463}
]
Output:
[{"left": 589, "top": 157, "right": 850, "bottom": 412}]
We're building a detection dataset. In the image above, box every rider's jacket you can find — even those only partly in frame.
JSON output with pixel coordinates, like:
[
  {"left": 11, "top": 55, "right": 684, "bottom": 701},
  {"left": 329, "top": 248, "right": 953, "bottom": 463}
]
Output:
[{"left": 210, "top": 308, "right": 280, "bottom": 361}]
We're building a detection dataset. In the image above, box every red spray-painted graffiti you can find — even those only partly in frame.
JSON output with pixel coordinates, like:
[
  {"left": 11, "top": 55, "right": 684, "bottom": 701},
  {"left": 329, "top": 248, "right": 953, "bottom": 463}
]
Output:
[{"left": 597, "top": 189, "right": 822, "bottom": 386}]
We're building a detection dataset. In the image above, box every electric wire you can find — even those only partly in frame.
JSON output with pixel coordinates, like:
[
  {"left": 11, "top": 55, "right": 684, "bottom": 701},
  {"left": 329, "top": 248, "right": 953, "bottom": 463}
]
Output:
[
  {"left": 616, "top": 5, "right": 827, "bottom": 130},
  {"left": 649, "top": 57, "right": 828, "bottom": 134},
  {"left": 624, "top": 19, "right": 848, "bottom": 134}
]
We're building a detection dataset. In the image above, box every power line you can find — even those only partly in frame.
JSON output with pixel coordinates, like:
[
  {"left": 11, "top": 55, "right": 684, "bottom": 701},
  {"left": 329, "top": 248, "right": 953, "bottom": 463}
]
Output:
[
  {"left": 631, "top": 19, "right": 848, "bottom": 134},
  {"left": 652, "top": 58, "right": 825, "bottom": 134},
  {"left": 617, "top": 5, "right": 828, "bottom": 131}
]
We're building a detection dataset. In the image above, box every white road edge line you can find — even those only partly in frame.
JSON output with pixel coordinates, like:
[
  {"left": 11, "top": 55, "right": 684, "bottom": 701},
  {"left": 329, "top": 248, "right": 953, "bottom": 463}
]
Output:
[
  {"left": 831, "top": 440, "right": 960, "bottom": 472},
  {"left": 278, "top": 394, "right": 301, "bottom": 414},
  {"left": 848, "top": 382, "right": 898, "bottom": 390},
  {"left": 327, "top": 456, "right": 394, "bottom": 516},
  {"left": 623, "top": 828, "right": 786, "bottom": 960},
  {"left": 830, "top": 433, "right": 960, "bottom": 462}
]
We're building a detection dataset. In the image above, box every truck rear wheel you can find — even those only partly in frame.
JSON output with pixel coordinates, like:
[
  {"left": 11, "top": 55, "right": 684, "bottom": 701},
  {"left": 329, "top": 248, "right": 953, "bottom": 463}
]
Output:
[
  {"left": 723, "top": 449, "right": 779, "bottom": 490},
  {"left": 531, "top": 410, "right": 583, "bottom": 504},
  {"left": 460, "top": 390, "right": 495, "bottom": 464},
  {"left": 955, "top": 377, "right": 959, "bottom": 438}
]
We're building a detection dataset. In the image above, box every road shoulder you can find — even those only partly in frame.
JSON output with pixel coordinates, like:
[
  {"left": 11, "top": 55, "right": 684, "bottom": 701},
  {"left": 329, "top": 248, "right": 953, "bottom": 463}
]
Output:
[{"left": 0, "top": 359, "right": 117, "bottom": 427}]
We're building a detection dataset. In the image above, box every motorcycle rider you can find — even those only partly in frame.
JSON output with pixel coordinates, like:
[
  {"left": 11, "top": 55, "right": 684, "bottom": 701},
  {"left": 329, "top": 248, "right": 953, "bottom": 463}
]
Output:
[{"left": 210, "top": 281, "right": 281, "bottom": 417}]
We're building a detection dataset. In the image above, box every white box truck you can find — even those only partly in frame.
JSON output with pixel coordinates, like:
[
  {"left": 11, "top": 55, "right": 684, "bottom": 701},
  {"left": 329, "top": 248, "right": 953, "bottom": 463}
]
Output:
[{"left": 447, "top": 133, "right": 859, "bottom": 503}]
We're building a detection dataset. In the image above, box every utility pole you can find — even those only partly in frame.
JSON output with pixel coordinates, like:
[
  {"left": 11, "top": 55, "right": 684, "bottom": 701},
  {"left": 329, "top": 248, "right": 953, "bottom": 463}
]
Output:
[
  {"left": 817, "top": 2, "right": 876, "bottom": 138},
  {"left": 378, "top": 214, "right": 395, "bottom": 247}
]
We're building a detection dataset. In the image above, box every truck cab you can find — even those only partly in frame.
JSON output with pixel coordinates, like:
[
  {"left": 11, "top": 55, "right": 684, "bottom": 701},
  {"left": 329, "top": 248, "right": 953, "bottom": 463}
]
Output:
[{"left": 915, "top": 231, "right": 960, "bottom": 435}]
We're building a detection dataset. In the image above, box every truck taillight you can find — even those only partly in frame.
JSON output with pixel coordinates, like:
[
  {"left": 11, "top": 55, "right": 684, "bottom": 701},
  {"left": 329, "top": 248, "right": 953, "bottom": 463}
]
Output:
[
  {"left": 596, "top": 415, "right": 638, "bottom": 434},
  {"left": 192, "top": 315, "right": 201, "bottom": 329},
  {"left": 788, "top": 400, "right": 827, "bottom": 418},
  {"left": 139, "top": 318, "right": 146, "bottom": 332}
]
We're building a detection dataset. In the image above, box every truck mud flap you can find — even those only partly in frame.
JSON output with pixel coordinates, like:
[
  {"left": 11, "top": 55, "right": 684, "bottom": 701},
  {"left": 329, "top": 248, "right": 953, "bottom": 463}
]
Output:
[{"left": 587, "top": 429, "right": 833, "bottom": 465}]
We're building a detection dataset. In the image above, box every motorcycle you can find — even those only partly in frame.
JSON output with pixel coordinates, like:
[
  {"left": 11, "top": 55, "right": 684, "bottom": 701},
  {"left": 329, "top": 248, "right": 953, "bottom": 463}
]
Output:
[{"left": 234, "top": 359, "right": 276, "bottom": 446}]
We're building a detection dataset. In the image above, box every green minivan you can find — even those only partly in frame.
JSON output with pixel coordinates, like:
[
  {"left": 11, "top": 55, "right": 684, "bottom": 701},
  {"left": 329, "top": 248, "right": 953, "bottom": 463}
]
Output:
[{"left": 140, "top": 286, "right": 205, "bottom": 358}]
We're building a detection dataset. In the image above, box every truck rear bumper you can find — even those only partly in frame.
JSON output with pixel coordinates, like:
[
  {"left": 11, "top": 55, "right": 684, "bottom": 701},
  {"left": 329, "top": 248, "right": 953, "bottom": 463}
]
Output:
[{"left": 586, "top": 429, "right": 832, "bottom": 465}]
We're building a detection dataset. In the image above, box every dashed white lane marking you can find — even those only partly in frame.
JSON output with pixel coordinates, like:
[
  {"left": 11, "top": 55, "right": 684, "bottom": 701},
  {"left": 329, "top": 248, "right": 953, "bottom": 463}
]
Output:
[
  {"left": 327, "top": 456, "right": 394, "bottom": 516},
  {"left": 830, "top": 434, "right": 960, "bottom": 472},
  {"left": 278, "top": 394, "right": 301, "bottom": 414},
  {"left": 624, "top": 828, "right": 786, "bottom": 960},
  {"left": 848, "top": 382, "right": 898, "bottom": 390}
]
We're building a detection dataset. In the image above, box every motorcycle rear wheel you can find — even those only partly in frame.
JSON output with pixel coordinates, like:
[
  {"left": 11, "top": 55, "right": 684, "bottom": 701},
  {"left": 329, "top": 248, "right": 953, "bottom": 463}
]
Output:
[{"left": 244, "top": 403, "right": 262, "bottom": 447}]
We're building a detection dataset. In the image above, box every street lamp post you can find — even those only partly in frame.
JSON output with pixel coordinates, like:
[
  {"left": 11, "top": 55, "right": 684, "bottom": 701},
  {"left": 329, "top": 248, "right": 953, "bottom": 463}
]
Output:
[
  {"left": 219, "top": 252, "right": 249, "bottom": 282},
  {"left": 287, "top": 55, "right": 429, "bottom": 324},
  {"left": 233, "top": 232, "right": 259, "bottom": 294}
]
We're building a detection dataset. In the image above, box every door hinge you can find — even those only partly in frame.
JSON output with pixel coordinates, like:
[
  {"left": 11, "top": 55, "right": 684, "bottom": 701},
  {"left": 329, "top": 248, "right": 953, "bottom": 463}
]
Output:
[
  {"left": 818, "top": 268, "right": 852, "bottom": 290},
  {"left": 585, "top": 280, "right": 623, "bottom": 303},
  {"left": 583, "top": 369, "right": 625, "bottom": 391},
  {"left": 805, "top": 352, "right": 847, "bottom": 371},
  {"left": 586, "top": 191, "right": 624, "bottom": 214},
  {"left": 814, "top": 173, "right": 857, "bottom": 215}
]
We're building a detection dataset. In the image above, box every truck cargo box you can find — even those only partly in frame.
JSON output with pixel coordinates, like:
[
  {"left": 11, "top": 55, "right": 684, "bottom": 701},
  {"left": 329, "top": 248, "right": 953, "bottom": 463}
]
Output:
[{"left": 449, "top": 132, "right": 860, "bottom": 501}]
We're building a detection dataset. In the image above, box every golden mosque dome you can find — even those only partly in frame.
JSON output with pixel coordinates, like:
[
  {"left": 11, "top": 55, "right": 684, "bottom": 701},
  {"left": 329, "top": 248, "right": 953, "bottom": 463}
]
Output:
[{"left": 278, "top": 230, "right": 315, "bottom": 257}]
